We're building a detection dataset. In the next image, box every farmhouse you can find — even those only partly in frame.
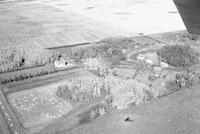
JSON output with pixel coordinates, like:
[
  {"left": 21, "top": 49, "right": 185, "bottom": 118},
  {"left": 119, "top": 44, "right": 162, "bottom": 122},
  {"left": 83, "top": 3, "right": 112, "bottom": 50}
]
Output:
[{"left": 54, "top": 58, "right": 74, "bottom": 68}]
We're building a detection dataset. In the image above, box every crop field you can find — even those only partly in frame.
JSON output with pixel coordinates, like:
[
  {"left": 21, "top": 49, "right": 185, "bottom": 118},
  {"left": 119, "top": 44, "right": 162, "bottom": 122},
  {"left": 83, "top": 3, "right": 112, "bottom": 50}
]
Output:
[
  {"left": 0, "top": 6, "right": 44, "bottom": 48},
  {"left": 0, "top": 2, "right": 123, "bottom": 50}
]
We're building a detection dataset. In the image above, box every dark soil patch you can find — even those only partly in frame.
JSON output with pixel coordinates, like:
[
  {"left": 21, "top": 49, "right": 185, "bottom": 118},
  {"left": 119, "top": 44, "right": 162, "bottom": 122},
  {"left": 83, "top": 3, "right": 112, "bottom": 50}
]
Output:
[
  {"left": 168, "top": 11, "right": 178, "bottom": 14},
  {"left": 85, "top": 7, "right": 95, "bottom": 9}
]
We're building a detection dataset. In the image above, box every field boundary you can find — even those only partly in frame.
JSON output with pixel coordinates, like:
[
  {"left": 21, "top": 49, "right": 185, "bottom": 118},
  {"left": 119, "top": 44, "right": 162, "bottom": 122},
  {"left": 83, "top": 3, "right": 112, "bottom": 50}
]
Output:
[{"left": 2, "top": 66, "right": 82, "bottom": 94}]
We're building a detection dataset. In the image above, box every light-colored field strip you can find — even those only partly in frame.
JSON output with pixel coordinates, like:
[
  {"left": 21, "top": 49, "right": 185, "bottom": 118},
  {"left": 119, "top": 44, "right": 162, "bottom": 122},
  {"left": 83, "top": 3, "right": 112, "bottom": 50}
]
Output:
[
  {"left": 52, "top": 33, "right": 70, "bottom": 47},
  {"left": 68, "top": 32, "right": 88, "bottom": 44},
  {"left": 59, "top": 32, "right": 78, "bottom": 45},
  {"left": 0, "top": 0, "right": 15, "bottom": 4},
  {"left": 33, "top": 40, "right": 44, "bottom": 49},
  {"left": 65, "top": 32, "right": 88, "bottom": 44},
  {"left": 43, "top": 35, "right": 61, "bottom": 48}
]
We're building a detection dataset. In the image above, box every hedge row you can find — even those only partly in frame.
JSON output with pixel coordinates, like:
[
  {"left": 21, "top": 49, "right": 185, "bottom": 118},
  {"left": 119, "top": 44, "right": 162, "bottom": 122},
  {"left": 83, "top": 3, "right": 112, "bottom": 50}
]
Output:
[
  {"left": 157, "top": 45, "right": 199, "bottom": 67},
  {"left": 0, "top": 67, "right": 56, "bottom": 84}
]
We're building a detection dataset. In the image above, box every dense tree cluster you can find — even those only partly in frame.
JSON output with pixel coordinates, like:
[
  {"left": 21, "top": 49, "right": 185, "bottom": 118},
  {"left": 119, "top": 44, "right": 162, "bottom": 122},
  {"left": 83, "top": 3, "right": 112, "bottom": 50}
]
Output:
[
  {"left": 157, "top": 45, "right": 199, "bottom": 67},
  {"left": 79, "top": 102, "right": 112, "bottom": 124},
  {"left": 56, "top": 77, "right": 110, "bottom": 104},
  {"left": 68, "top": 40, "right": 127, "bottom": 67},
  {"left": 0, "top": 47, "right": 60, "bottom": 73},
  {"left": 182, "top": 32, "right": 200, "bottom": 41}
]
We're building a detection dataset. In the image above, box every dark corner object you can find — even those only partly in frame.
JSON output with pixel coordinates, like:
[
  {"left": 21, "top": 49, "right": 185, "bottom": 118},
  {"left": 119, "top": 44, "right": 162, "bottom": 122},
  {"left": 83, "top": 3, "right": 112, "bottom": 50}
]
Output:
[{"left": 173, "top": 0, "right": 200, "bottom": 35}]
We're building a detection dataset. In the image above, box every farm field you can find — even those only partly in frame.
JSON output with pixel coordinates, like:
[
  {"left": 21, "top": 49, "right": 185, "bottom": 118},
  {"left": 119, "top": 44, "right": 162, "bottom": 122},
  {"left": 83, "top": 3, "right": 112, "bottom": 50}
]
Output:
[{"left": 0, "top": 1, "right": 128, "bottom": 49}]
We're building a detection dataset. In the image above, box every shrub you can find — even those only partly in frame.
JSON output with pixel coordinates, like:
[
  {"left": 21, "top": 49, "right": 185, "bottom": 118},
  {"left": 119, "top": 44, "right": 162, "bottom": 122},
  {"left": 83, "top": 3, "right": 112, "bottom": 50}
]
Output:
[
  {"left": 175, "top": 73, "right": 199, "bottom": 87},
  {"left": 56, "top": 75, "right": 161, "bottom": 110},
  {"left": 105, "top": 76, "right": 160, "bottom": 109},
  {"left": 157, "top": 45, "right": 199, "bottom": 67},
  {"left": 56, "top": 76, "right": 110, "bottom": 104},
  {"left": 182, "top": 32, "right": 200, "bottom": 41},
  {"left": 82, "top": 58, "right": 111, "bottom": 77},
  {"left": 175, "top": 64, "right": 200, "bottom": 88}
]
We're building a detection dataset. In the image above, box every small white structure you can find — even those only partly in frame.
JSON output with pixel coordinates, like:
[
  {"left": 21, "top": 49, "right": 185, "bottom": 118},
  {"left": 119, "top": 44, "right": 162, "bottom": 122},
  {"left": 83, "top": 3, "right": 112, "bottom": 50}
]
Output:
[
  {"left": 137, "top": 52, "right": 159, "bottom": 66},
  {"left": 154, "top": 66, "right": 162, "bottom": 72},
  {"left": 137, "top": 54, "right": 145, "bottom": 61},
  {"left": 160, "top": 62, "right": 169, "bottom": 68},
  {"left": 54, "top": 58, "right": 74, "bottom": 68}
]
